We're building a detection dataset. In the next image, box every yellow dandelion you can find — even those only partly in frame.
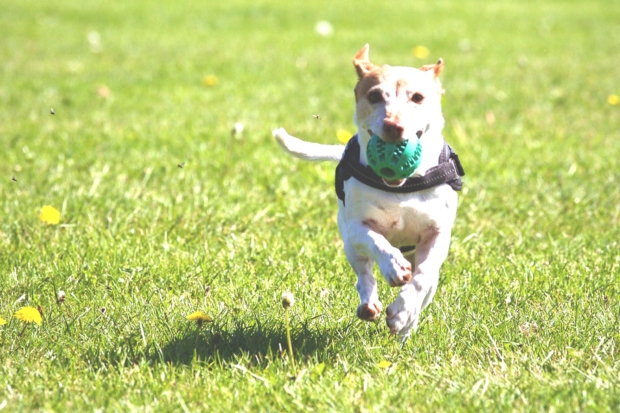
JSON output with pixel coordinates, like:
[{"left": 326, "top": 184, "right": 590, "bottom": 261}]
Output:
[
  {"left": 608, "top": 94, "right": 619, "bottom": 105},
  {"left": 0, "top": 317, "right": 6, "bottom": 326},
  {"left": 186, "top": 311, "right": 213, "bottom": 325},
  {"left": 377, "top": 360, "right": 392, "bottom": 369},
  {"left": 97, "top": 85, "right": 111, "bottom": 98},
  {"left": 336, "top": 129, "right": 352, "bottom": 143},
  {"left": 14, "top": 307, "right": 42, "bottom": 325},
  {"left": 202, "top": 75, "right": 219, "bottom": 87},
  {"left": 412, "top": 45, "right": 430, "bottom": 59},
  {"left": 40, "top": 205, "right": 61, "bottom": 225}
]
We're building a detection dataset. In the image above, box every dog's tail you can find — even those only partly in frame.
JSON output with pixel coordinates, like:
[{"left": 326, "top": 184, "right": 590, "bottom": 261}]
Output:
[{"left": 272, "top": 128, "right": 345, "bottom": 162}]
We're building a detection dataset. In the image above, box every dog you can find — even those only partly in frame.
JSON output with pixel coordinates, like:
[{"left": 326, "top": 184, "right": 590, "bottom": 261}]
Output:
[{"left": 272, "top": 44, "right": 464, "bottom": 337}]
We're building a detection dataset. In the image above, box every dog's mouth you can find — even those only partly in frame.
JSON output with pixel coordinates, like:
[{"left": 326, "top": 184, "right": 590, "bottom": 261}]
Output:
[
  {"left": 367, "top": 128, "right": 424, "bottom": 187},
  {"left": 382, "top": 177, "right": 406, "bottom": 187}
]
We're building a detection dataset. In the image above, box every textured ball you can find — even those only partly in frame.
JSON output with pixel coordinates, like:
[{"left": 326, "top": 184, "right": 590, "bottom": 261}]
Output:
[{"left": 366, "top": 135, "right": 422, "bottom": 180}]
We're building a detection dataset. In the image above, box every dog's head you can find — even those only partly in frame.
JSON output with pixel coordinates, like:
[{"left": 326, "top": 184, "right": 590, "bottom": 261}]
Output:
[{"left": 352, "top": 44, "right": 446, "bottom": 184}]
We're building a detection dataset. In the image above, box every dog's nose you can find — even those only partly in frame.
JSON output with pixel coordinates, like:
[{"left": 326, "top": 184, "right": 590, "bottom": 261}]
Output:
[{"left": 382, "top": 119, "right": 405, "bottom": 141}]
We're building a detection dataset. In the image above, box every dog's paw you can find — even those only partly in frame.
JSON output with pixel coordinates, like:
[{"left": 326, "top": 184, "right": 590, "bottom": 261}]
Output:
[
  {"left": 378, "top": 254, "right": 412, "bottom": 287},
  {"left": 386, "top": 291, "right": 419, "bottom": 337},
  {"left": 356, "top": 301, "right": 383, "bottom": 321}
]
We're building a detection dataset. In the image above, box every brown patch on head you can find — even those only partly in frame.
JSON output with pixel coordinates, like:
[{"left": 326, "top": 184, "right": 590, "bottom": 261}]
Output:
[
  {"left": 354, "top": 69, "right": 385, "bottom": 102},
  {"left": 395, "top": 78, "right": 408, "bottom": 96},
  {"left": 353, "top": 44, "right": 393, "bottom": 102}
]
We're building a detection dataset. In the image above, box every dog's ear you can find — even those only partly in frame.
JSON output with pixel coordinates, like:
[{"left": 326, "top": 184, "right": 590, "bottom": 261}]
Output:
[
  {"left": 421, "top": 59, "right": 445, "bottom": 95},
  {"left": 420, "top": 58, "right": 444, "bottom": 78},
  {"left": 353, "top": 44, "right": 375, "bottom": 79}
]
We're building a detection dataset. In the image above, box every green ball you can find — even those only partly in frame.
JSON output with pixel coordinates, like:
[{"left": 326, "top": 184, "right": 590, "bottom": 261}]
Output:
[{"left": 366, "top": 135, "right": 422, "bottom": 180}]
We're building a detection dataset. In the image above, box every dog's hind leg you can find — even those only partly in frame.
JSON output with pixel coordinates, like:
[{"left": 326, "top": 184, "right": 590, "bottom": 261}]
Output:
[{"left": 386, "top": 228, "right": 451, "bottom": 337}]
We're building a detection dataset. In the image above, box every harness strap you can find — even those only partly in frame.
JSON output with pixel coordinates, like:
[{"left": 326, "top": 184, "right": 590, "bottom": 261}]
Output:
[
  {"left": 399, "top": 245, "right": 416, "bottom": 254},
  {"left": 335, "top": 135, "right": 465, "bottom": 204},
  {"left": 335, "top": 135, "right": 465, "bottom": 254}
]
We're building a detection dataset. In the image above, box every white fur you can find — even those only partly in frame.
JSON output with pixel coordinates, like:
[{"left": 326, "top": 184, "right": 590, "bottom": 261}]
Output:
[
  {"left": 272, "top": 48, "right": 458, "bottom": 338},
  {"left": 273, "top": 128, "right": 344, "bottom": 162}
]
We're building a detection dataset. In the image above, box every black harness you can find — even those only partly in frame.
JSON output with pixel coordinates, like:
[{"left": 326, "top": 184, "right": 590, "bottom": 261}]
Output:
[{"left": 334, "top": 135, "right": 465, "bottom": 253}]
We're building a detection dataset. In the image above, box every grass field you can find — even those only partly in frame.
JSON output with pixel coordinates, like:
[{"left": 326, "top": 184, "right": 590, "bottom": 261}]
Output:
[{"left": 1, "top": 0, "right": 619, "bottom": 411}]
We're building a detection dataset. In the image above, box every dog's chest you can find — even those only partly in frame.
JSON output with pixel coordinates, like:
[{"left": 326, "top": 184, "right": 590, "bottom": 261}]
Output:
[{"left": 343, "top": 180, "right": 457, "bottom": 247}]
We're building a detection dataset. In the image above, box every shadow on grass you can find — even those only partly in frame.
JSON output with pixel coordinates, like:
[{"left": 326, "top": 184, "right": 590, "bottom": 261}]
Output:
[{"left": 152, "top": 318, "right": 355, "bottom": 366}]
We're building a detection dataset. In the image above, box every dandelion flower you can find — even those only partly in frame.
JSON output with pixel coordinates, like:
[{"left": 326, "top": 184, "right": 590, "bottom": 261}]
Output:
[
  {"left": 0, "top": 317, "right": 6, "bottom": 326},
  {"left": 57, "top": 290, "right": 66, "bottom": 304},
  {"left": 412, "top": 45, "right": 430, "bottom": 59},
  {"left": 281, "top": 292, "right": 295, "bottom": 309},
  {"left": 281, "top": 291, "right": 296, "bottom": 374},
  {"left": 203, "top": 75, "right": 219, "bottom": 87},
  {"left": 232, "top": 122, "right": 244, "bottom": 136},
  {"left": 39, "top": 205, "right": 60, "bottom": 225},
  {"left": 14, "top": 307, "right": 42, "bottom": 325},
  {"left": 336, "top": 129, "right": 352, "bottom": 144},
  {"left": 377, "top": 360, "right": 392, "bottom": 369},
  {"left": 315, "top": 21, "right": 334, "bottom": 37},
  {"left": 608, "top": 94, "right": 619, "bottom": 105},
  {"left": 186, "top": 311, "right": 213, "bottom": 325},
  {"left": 87, "top": 31, "right": 103, "bottom": 53},
  {"left": 97, "top": 85, "right": 111, "bottom": 98}
]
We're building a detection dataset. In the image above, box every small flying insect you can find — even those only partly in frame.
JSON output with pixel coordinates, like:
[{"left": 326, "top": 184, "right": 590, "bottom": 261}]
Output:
[
  {"left": 50, "top": 108, "right": 55, "bottom": 115},
  {"left": 312, "top": 114, "right": 321, "bottom": 120},
  {"left": 11, "top": 177, "right": 17, "bottom": 182},
  {"left": 178, "top": 163, "right": 184, "bottom": 168}
]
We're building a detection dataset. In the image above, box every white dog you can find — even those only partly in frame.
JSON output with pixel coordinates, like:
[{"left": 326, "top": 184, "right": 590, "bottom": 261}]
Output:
[{"left": 273, "top": 44, "right": 464, "bottom": 337}]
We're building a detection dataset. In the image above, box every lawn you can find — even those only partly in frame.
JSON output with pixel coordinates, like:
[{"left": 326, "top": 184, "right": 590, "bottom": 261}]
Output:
[{"left": 1, "top": 0, "right": 619, "bottom": 411}]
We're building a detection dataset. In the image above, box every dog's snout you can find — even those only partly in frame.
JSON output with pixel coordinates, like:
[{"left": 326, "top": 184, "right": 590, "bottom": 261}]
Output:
[{"left": 383, "top": 119, "right": 405, "bottom": 141}]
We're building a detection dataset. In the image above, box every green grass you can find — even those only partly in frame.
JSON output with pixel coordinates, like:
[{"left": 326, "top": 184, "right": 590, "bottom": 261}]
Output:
[{"left": 1, "top": 0, "right": 619, "bottom": 411}]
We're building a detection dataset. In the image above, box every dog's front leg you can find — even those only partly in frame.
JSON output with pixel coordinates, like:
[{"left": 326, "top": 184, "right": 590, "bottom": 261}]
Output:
[
  {"left": 346, "top": 221, "right": 413, "bottom": 288},
  {"left": 344, "top": 242, "right": 383, "bottom": 321},
  {"left": 386, "top": 228, "right": 452, "bottom": 337}
]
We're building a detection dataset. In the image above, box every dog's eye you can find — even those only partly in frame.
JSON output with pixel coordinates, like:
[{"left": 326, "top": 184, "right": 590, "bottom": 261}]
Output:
[
  {"left": 367, "top": 91, "right": 383, "bottom": 104},
  {"left": 411, "top": 93, "right": 424, "bottom": 103}
]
